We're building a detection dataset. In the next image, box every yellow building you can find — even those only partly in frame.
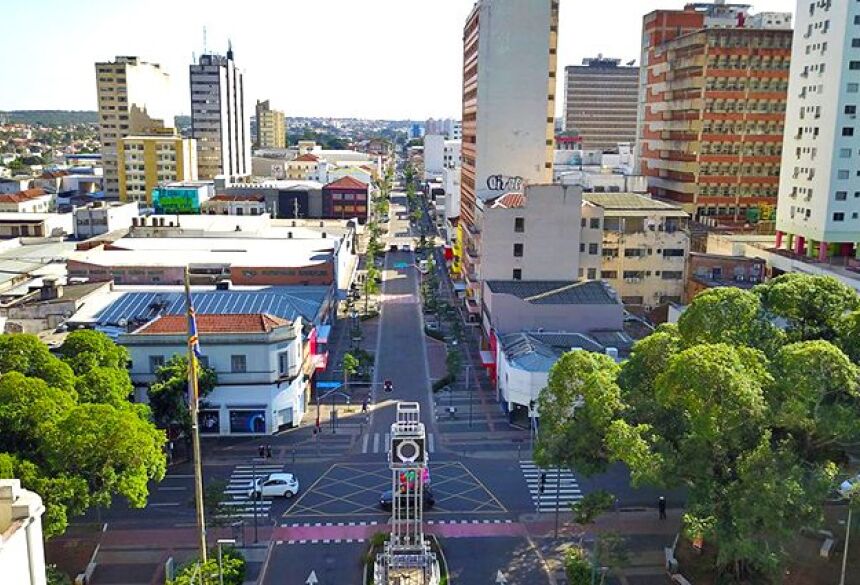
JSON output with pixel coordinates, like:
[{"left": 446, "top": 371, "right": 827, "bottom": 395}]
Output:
[
  {"left": 255, "top": 100, "right": 286, "bottom": 149},
  {"left": 118, "top": 132, "right": 197, "bottom": 205}
]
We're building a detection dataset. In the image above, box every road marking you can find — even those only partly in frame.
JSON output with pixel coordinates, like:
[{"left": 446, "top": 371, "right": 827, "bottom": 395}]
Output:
[
  {"left": 520, "top": 460, "right": 583, "bottom": 512},
  {"left": 157, "top": 486, "right": 187, "bottom": 492},
  {"left": 361, "top": 434, "right": 369, "bottom": 453},
  {"left": 148, "top": 502, "right": 181, "bottom": 507},
  {"left": 384, "top": 433, "right": 390, "bottom": 453},
  {"left": 372, "top": 433, "right": 380, "bottom": 453},
  {"left": 428, "top": 433, "right": 435, "bottom": 453}
]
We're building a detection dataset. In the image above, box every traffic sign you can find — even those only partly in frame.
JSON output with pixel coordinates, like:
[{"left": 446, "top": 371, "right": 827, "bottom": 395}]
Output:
[
  {"left": 316, "top": 381, "right": 342, "bottom": 389},
  {"left": 394, "top": 261, "right": 409, "bottom": 269}
]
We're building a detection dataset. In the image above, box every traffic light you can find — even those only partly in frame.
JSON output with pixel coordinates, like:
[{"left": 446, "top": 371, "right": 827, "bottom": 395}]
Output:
[
  {"left": 384, "top": 379, "right": 394, "bottom": 393},
  {"left": 538, "top": 472, "right": 547, "bottom": 494}
]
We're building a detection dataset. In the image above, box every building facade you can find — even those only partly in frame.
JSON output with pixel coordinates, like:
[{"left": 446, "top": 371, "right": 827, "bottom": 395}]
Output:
[
  {"left": 459, "top": 0, "right": 559, "bottom": 305},
  {"left": 322, "top": 176, "right": 370, "bottom": 223},
  {"left": 117, "top": 133, "right": 197, "bottom": 204},
  {"left": 0, "top": 480, "right": 47, "bottom": 585},
  {"left": 775, "top": 0, "right": 860, "bottom": 261},
  {"left": 255, "top": 100, "right": 286, "bottom": 149},
  {"left": 202, "top": 194, "right": 267, "bottom": 216},
  {"left": 73, "top": 201, "right": 140, "bottom": 239},
  {"left": 580, "top": 193, "right": 690, "bottom": 307},
  {"left": 638, "top": 2, "right": 792, "bottom": 219},
  {"left": 564, "top": 57, "right": 639, "bottom": 150},
  {"left": 121, "top": 313, "right": 307, "bottom": 434},
  {"left": 190, "top": 47, "right": 251, "bottom": 180},
  {"left": 151, "top": 182, "right": 214, "bottom": 214},
  {"left": 95, "top": 56, "right": 176, "bottom": 198}
]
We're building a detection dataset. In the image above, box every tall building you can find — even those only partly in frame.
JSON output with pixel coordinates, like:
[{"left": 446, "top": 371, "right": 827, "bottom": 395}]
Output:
[
  {"left": 775, "top": 0, "right": 860, "bottom": 261},
  {"left": 117, "top": 132, "right": 197, "bottom": 204},
  {"left": 637, "top": 2, "right": 793, "bottom": 220},
  {"left": 459, "top": 0, "right": 558, "bottom": 310},
  {"left": 255, "top": 100, "right": 286, "bottom": 149},
  {"left": 95, "top": 56, "right": 176, "bottom": 198},
  {"left": 563, "top": 56, "right": 639, "bottom": 150},
  {"left": 190, "top": 46, "right": 251, "bottom": 180}
]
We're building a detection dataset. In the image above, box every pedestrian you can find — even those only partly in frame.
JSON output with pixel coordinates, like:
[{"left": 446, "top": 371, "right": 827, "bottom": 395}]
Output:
[
  {"left": 266, "top": 444, "right": 272, "bottom": 459},
  {"left": 658, "top": 496, "right": 667, "bottom": 520},
  {"left": 258, "top": 444, "right": 265, "bottom": 458}
]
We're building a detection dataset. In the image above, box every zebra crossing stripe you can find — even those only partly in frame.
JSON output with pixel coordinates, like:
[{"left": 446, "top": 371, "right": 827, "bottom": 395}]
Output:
[{"left": 520, "top": 460, "right": 583, "bottom": 512}]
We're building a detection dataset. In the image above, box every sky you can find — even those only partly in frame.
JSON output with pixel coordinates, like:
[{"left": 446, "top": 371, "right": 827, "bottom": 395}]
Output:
[{"left": 0, "top": 0, "right": 797, "bottom": 120}]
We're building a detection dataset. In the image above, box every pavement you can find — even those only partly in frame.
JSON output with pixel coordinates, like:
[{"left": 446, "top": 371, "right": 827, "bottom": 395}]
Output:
[{"left": 50, "top": 190, "right": 679, "bottom": 585}]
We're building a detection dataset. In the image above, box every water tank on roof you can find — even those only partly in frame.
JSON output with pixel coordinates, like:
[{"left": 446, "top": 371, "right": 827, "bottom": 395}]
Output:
[{"left": 605, "top": 347, "right": 619, "bottom": 360}]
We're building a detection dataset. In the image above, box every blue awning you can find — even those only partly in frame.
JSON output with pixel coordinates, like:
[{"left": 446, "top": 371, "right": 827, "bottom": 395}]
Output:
[{"left": 316, "top": 324, "right": 332, "bottom": 344}]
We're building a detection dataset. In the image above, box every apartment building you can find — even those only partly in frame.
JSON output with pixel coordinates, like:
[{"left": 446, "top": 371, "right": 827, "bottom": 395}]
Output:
[
  {"left": 95, "top": 56, "right": 176, "bottom": 197},
  {"left": 580, "top": 193, "right": 689, "bottom": 307},
  {"left": 255, "top": 100, "right": 286, "bottom": 149},
  {"left": 637, "top": 2, "right": 793, "bottom": 220},
  {"left": 117, "top": 133, "right": 197, "bottom": 204},
  {"left": 459, "top": 0, "right": 558, "bottom": 305},
  {"left": 564, "top": 56, "right": 639, "bottom": 150},
  {"left": 775, "top": 0, "right": 860, "bottom": 262},
  {"left": 190, "top": 46, "right": 251, "bottom": 180}
]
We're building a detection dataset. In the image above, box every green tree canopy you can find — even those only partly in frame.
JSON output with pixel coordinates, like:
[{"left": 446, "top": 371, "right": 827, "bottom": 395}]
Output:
[
  {"left": 147, "top": 355, "right": 217, "bottom": 436},
  {"left": 0, "top": 334, "right": 75, "bottom": 393},
  {"left": 58, "top": 329, "right": 129, "bottom": 375}
]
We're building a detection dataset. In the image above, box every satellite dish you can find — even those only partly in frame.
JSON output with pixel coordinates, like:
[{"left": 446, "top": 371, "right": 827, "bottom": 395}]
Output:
[{"left": 627, "top": 59, "right": 636, "bottom": 66}]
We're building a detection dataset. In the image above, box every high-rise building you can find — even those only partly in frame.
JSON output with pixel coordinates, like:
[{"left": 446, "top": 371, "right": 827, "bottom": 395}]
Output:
[
  {"left": 563, "top": 56, "right": 639, "bottom": 151},
  {"left": 775, "top": 0, "right": 860, "bottom": 261},
  {"left": 637, "top": 2, "right": 793, "bottom": 220},
  {"left": 459, "top": 0, "right": 558, "bottom": 309},
  {"left": 117, "top": 131, "right": 197, "bottom": 205},
  {"left": 255, "top": 100, "right": 286, "bottom": 149},
  {"left": 190, "top": 45, "right": 251, "bottom": 179},
  {"left": 95, "top": 56, "right": 176, "bottom": 198}
]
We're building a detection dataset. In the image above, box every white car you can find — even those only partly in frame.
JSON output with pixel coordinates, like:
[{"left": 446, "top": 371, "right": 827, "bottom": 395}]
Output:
[{"left": 248, "top": 473, "right": 300, "bottom": 499}]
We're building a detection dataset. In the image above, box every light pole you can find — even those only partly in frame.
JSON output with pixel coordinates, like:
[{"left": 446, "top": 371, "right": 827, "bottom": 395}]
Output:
[
  {"left": 840, "top": 506, "right": 852, "bottom": 585},
  {"left": 216, "top": 539, "right": 236, "bottom": 585},
  {"left": 251, "top": 458, "right": 258, "bottom": 544},
  {"left": 466, "top": 364, "right": 473, "bottom": 427},
  {"left": 839, "top": 478, "right": 858, "bottom": 585}
]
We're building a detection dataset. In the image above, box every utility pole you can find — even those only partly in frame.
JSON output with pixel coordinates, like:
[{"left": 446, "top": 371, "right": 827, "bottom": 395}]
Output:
[
  {"left": 467, "top": 364, "right": 473, "bottom": 427},
  {"left": 184, "top": 268, "right": 208, "bottom": 562},
  {"left": 554, "top": 468, "right": 561, "bottom": 538}
]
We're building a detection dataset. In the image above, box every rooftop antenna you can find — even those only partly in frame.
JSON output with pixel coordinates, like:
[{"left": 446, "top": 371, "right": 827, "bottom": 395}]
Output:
[
  {"left": 203, "top": 26, "right": 207, "bottom": 55},
  {"left": 227, "top": 38, "right": 234, "bottom": 60}
]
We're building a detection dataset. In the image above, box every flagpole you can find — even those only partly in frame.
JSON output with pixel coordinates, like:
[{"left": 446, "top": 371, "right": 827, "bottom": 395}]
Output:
[{"left": 185, "top": 266, "right": 208, "bottom": 562}]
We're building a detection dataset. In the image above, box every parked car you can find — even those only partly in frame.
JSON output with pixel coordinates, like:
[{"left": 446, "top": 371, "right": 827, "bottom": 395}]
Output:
[
  {"left": 248, "top": 473, "right": 300, "bottom": 499},
  {"left": 379, "top": 487, "right": 435, "bottom": 511}
]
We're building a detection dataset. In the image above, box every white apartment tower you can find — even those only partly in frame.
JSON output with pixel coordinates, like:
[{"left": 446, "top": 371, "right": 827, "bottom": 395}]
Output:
[
  {"left": 190, "top": 45, "right": 251, "bottom": 180},
  {"left": 95, "top": 56, "right": 175, "bottom": 198},
  {"left": 776, "top": 0, "right": 860, "bottom": 261}
]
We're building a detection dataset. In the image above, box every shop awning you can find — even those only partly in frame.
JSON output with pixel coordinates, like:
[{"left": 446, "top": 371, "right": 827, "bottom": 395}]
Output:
[
  {"left": 452, "top": 281, "right": 467, "bottom": 292},
  {"left": 479, "top": 350, "right": 495, "bottom": 366},
  {"left": 316, "top": 324, "right": 331, "bottom": 344}
]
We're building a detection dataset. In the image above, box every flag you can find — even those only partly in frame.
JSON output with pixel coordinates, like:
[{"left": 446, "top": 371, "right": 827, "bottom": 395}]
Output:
[{"left": 187, "top": 306, "right": 203, "bottom": 359}]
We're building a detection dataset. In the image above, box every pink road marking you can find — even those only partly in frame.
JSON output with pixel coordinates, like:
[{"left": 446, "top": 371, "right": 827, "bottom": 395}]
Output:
[{"left": 426, "top": 522, "right": 526, "bottom": 538}]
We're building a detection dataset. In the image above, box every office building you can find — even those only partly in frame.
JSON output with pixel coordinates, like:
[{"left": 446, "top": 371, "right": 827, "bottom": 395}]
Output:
[
  {"left": 255, "top": 100, "right": 286, "bottom": 149},
  {"left": 637, "top": 2, "right": 792, "bottom": 219},
  {"left": 775, "top": 0, "right": 860, "bottom": 262},
  {"left": 117, "top": 133, "right": 197, "bottom": 204},
  {"left": 563, "top": 56, "right": 639, "bottom": 150},
  {"left": 459, "top": 0, "right": 559, "bottom": 306},
  {"left": 95, "top": 56, "right": 176, "bottom": 198},
  {"left": 190, "top": 46, "right": 251, "bottom": 180}
]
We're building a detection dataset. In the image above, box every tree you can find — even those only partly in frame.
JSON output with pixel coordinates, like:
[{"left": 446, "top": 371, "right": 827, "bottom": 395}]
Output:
[
  {"left": 342, "top": 352, "right": 359, "bottom": 396},
  {"left": 756, "top": 273, "right": 859, "bottom": 342},
  {"left": 169, "top": 548, "right": 246, "bottom": 585},
  {"left": 535, "top": 350, "right": 623, "bottom": 476},
  {"left": 74, "top": 366, "right": 133, "bottom": 407},
  {"left": 563, "top": 547, "right": 591, "bottom": 585},
  {"left": 445, "top": 348, "right": 462, "bottom": 382},
  {"left": 201, "top": 480, "right": 235, "bottom": 527},
  {"left": 147, "top": 355, "right": 217, "bottom": 436},
  {"left": 363, "top": 268, "right": 380, "bottom": 315},
  {"left": 57, "top": 329, "right": 129, "bottom": 375},
  {"left": 0, "top": 334, "right": 75, "bottom": 393}
]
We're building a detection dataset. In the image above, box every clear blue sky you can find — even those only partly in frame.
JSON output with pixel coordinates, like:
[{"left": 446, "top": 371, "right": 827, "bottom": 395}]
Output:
[{"left": 0, "top": 0, "right": 796, "bottom": 119}]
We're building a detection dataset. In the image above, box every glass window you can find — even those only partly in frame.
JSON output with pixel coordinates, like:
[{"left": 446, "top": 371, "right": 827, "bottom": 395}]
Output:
[
  {"left": 589, "top": 217, "right": 601, "bottom": 229},
  {"left": 587, "top": 268, "right": 597, "bottom": 279},
  {"left": 513, "top": 243, "right": 524, "bottom": 257},
  {"left": 512, "top": 269, "right": 522, "bottom": 280},
  {"left": 849, "top": 83, "right": 860, "bottom": 93},
  {"left": 663, "top": 248, "right": 686, "bottom": 257},
  {"left": 837, "top": 191, "right": 848, "bottom": 201},
  {"left": 231, "top": 354, "right": 247, "bottom": 373},
  {"left": 834, "top": 212, "right": 846, "bottom": 222},
  {"left": 229, "top": 410, "right": 266, "bottom": 434},
  {"left": 588, "top": 243, "right": 599, "bottom": 255},
  {"left": 200, "top": 410, "right": 221, "bottom": 434},
  {"left": 279, "top": 352, "right": 290, "bottom": 376},
  {"left": 149, "top": 355, "right": 165, "bottom": 373},
  {"left": 839, "top": 169, "right": 851, "bottom": 179},
  {"left": 514, "top": 217, "right": 524, "bottom": 233}
]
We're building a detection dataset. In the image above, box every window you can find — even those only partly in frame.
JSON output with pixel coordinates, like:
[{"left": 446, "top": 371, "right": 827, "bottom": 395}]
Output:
[
  {"left": 852, "top": 62, "right": 860, "bottom": 70},
  {"left": 587, "top": 268, "right": 597, "bottom": 279},
  {"left": 847, "top": 105, "right": 858, "bottom": 115},
  {"left": 589, "top": 217, "right": 600, "bottom": 229},
  {"left": 837, "top": 191, "right": 848, "bottom": 201},
  {"left": 512, "top": 268, "right": 522, "bottom": 280},
  {"left": 841, "top": 148, "right": 853, "bottom": 158},
  {"left": 278, "top": 352, "right": 290, "bottom": 376},
  {"left": 844, "top": 127, "right": 855, "bottom": 136},
  {"left": 149, "top": 355, "right": 165, "bottom": 373},
  {"left": 579, "top": 243, "right": 586, "bottom": 253},
  {"left": 231, "top": 354, "right": 247, "bottom": 373},
  {"left": 853, "top": 38, "right": 860, "bottom": 47},
  {"left": 198, "top": 355, "right": 210, "bottom": 369},
  {"left": 839, "top": 169, "right": 851, "bottom": 179},
  {"left": 580, "top": 218, "right": 586, "bottom": 227},
  {"left": 513, "top": 243, "right": 524, "bottom": 257},
  {"left": 662, "top": 271, "right": 684, "bottom": 280},
  {"left": 624, "top": 248, "right": 645, "bottom": 258},
  {"left": 834, "top": 212, "right": 846, "bottom": 222},
  {"left": 663, "top": 248, "right": 685, "bottom": 257},
  {"left": 600, "top": 270, "right": 618, "bottom": 279},
  {"left": 850, "top": 83, "right": 860, "bottom": 93},
  {"left": 514, "top": 217, "right": 524, "bottom": 233},
  {"left": 588, "top": 243, "right": 599, "bottom": 255}
]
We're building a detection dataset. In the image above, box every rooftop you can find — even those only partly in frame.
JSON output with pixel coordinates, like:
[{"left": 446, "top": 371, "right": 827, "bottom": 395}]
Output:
[
  {"left": 489, "top": 192, "right": 526, "bottom": 209},
  {"left": 484, "top": 280, "right": 618, "bottom": 305},
  {"left": 500, "top": 329, "right": 631, "bottom": 372},
  {"left": 324, "top": 176, "right": 368, "bottom": 190},
  {"left": 209, "top": 194, "right": 265, "bottom": 202},
  {"left": 135, "top": 313, "right": 291, "bottom": 335},
  {"left": 0, "top": 189, "right": 49, "bottom": 204},
  {"left": 294, "top": 153, "right": 320, "bottom": 162}
]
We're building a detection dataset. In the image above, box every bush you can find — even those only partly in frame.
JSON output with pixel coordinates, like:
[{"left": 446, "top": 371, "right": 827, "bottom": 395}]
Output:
[
  {"left": 360, "top": 310, "right": 380, "bottom": 321},
  {"left": 169, "top": 548, "right": 245, "bottom": 585},
  {"left": 46, "top": 565, "right": 72, "bottom": 585},
  {"left": 563, "top": 547, "right": 592, "bottom": 585},
  {"left": 432, "top": 374, "right": 455, "bottom": 392},
  {"left": 425, "top": 328, "right": 445, "bottom": 341}
]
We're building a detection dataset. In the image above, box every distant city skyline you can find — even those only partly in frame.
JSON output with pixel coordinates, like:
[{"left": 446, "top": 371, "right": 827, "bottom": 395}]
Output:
[{"left": 1, "top": 0, "right": 795, "bottom": 120}]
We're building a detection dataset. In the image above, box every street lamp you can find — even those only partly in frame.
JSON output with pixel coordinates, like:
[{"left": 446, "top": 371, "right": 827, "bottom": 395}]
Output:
[
  {"left": 839, "top": 477, "right": 859, "bottom": 585},
  {"left": 216, "top": 539, "right": 236, "bottom": 585}
]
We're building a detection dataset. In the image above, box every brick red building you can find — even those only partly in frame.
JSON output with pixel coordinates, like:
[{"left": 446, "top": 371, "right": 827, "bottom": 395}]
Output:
[
  {"left": 322, "top": 176, "right": 369, "bottom": 223},
  {"left": 684, "top": 251, "right": 766, "bottom": 302}
]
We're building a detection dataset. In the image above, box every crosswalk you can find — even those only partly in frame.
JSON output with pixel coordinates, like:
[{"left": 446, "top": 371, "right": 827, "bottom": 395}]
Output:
[
  {"left": 520, "top": 460, "right": 582, "bottom": 513},
  {"left": 220, "top": 463, "right": 283, "bottom": 519},
  {"left": 360, "top": 432, "right": 436, "bottom": 454}
]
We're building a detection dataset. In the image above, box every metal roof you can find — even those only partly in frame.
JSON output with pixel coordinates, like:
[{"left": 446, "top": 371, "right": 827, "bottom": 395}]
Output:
[
  {"left": 84, "top": 288, "right": 328, "bottom": 328},
  {"left": 484, "top": 280, "right": 618, "bottom": 305}
]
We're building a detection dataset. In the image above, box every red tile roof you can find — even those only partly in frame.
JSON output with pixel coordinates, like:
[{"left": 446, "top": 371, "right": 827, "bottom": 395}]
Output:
[
  {"left": 491, "top": 192, "right": 526, "bottom": 209},
  {"left": 324, "top": 176, "right": 368, "bottom": 190},
  {"left": 0, "top": 188, "right": 48, "bottom": 204},
  {"left": 210, "top": 194, "right": 265, "bottom": 202},
  {"left": 135, "top": 313, "right": 291, "bottom": 335},
  {"left": 294, "top": 153, "right": 320, "bottom": 162}
]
